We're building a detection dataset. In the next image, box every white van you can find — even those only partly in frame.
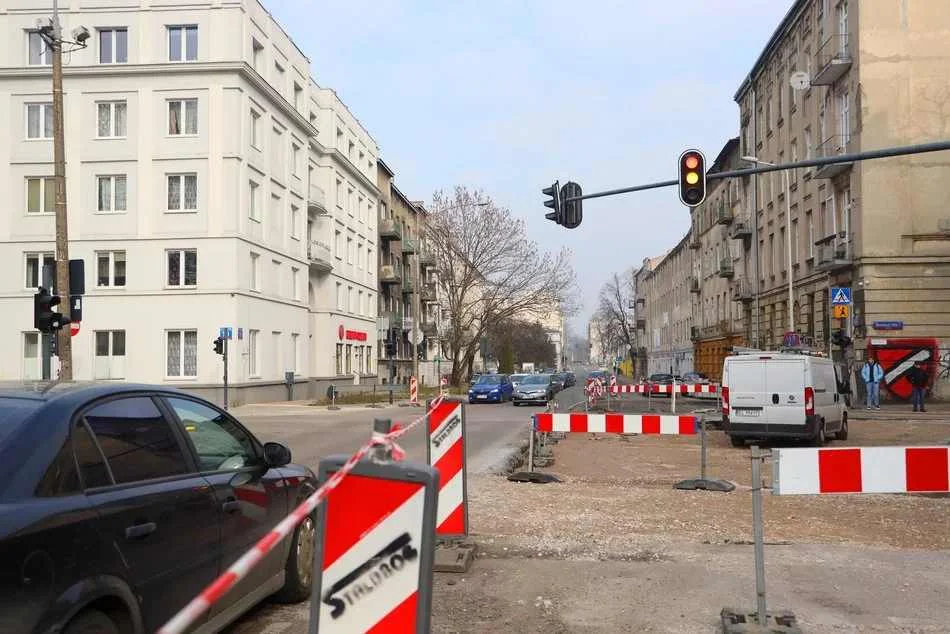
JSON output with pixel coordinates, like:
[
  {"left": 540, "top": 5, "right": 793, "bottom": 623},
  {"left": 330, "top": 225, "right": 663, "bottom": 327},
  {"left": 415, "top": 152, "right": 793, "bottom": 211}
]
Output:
[{"left": 722, "top": 351, "right": 847, "bottom": 447}]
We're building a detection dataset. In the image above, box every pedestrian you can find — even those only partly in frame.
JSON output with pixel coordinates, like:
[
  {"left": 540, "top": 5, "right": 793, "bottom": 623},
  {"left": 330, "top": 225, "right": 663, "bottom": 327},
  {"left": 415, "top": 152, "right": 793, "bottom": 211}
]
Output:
[
  {"left": 861, "top": 356, "right": 884, "bottom": 410},
  {"left": 907, "top": 361, "right": 929, "bottom": 413}
]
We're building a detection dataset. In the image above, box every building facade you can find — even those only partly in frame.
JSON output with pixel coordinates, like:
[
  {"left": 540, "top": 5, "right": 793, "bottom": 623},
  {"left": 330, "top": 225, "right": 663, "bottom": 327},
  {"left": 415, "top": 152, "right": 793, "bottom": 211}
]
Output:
[
  {"left": 637, "top": 239, "right": 694, "bottom": 377},
  {"left": 0, "top": 0, "right": 378, "bottom": 403},
  {"left": 734, "top": 0, "right": 950, "bottom": 397}
]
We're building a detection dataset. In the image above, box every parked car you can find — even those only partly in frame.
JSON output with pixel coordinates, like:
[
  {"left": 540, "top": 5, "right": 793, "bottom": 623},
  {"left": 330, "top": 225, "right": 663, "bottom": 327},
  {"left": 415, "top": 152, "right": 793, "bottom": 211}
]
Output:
[
  {"left": 563, "top": 372, "right": 577, "bottom": 387},
  {"left": 469, "top": 373, "right": 481, "bottom": 386},
  {"left": 468, "top": 374, "right": 514, "bottom": 403},
  {"left": 550, "top": 373, "right": 567, "bottom": 393},
  {"left": 682, "top": 371, "right": 710, "bottom": 384},
  {"left": 512, "top": 374, "right": 555, "bottom": 406},
  {"left": 586, "top": 370, "right": 609, "bottom": 387},
  {"left": 648, "top": 373, "right": 675, "bottom": 397},
  {"left": 722, "top": 351, "right": 847, "bottom": 447},
  {"left": 509, "top": 374, "right": 529, "bottom": 390},
  {"left": 0, "top": 383, "right": 317, "bottom": 634}
]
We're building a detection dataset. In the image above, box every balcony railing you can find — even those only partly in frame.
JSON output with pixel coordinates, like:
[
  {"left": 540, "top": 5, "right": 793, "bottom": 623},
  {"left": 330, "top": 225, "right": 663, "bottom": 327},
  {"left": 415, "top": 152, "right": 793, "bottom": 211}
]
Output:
[
  {"left": 401, "top": 238, "right": 417, "bottom": 255},
  {"left": 402, "top": 279, "right": 415, "bottom": 294},
  {"left": 812, "top": 33, "right": 852, "bottom": 86},
  {"left": 718, "top": 256, "right": 735, "bottom": 278},
  {"left": 381, "top": 311, "right": 403, "bottom": 331},
  {"left": 421, "top": 321, "right": 438, "bottom": 336},
  {"left": 815, "top": 233, "right": 852, "bottom": 272},
  {"left": 732, "top": 278, "right": 755, "bottom": 303},
  {"left": 308, "top": 240, "right": 332, "bottom": 272},
  {"left": 308, "top": 183, "right": 328, "bottom": 215},
  {"left": 379, "top": 218, "right": 402, "bottom": 241},
  {"left": 814, "top": 135, "right": 853, "bottom": 178},
  {"left": 419, "top": 249, "right": 436, "bottom": 269},
  {"left": 730, "top": 215, "right": 753, "bottom": 241},
  {"left": 716, "top": 201, "right": 733, "bottom": 225},
  {"left": 379, "top": 264, "right": 401, "bottom": 284},
  {"left": 421, "top": 283, "right": 437, "bottom": 302}
]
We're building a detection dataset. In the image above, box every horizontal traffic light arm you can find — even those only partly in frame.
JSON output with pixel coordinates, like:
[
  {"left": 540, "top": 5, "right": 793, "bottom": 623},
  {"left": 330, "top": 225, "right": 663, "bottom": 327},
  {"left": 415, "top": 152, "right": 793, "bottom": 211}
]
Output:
[{"left": 558, "top": 138, "right": 950, "bottom": 203}]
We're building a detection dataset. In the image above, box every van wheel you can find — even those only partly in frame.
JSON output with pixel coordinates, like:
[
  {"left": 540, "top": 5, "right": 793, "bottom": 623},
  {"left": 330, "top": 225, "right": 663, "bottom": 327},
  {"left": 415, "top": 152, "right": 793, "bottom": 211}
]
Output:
[
  {"left": 836, "top": 415, "right": 849, "bottom": 441},
  {"left": 729, "top": 435, "right": 745, "bottom": 448},
  {"left": 813, "top": 421, "right": 827, "bottom": 447}
]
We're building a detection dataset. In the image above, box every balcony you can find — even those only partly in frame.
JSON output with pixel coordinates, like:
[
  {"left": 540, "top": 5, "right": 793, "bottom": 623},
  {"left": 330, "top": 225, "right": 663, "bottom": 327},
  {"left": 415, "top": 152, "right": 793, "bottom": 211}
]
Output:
[
  {"left": 379, "top": 218, "right": 402, "bottom": 241},
  {"left": 730, "top": 215, "right": 753, "bottom": 241},
  {"left": 421, "top": 283, "right": 437, "bottom": 303},
  {"left": 732, "top": 278, "right": 755, "bottom": 303},
  {"left": 421, "top": 321, "right": 438, "bottom": 336},
  {"left": 379, "top": 264, "right": 401, "bottom": 285},
  {"left": 718, "top": 256, "right": 735, "bottom": 278},
  {"left": 815, "top": 233, "right": 852, "bottom": 272},
  {"left": 636, "top": 298, "right": 645, "bottom": 309},
  {"left": 382, "top": 311, "right": 403, "bottom": 331},
  {"left": 308, "top": 240, "right": 332, "bottom": 272},
  {"left": 689, "top": 276, "right": 700, "bottom": 293},
  {"left": 636, "top": 318, "right": 646, "bottom": 330},
  {"left": 690, "top": 326, "right": 700, "bottom": 341},
  {"left": 308, "top": 183, "right": 328, "bottom": 215},
  {"left": 402, "top": 279, "right": 415, "bottom": 294},
  {"left": 716, "top": 202, "right": 734, "bottom": 225},
  {"left": 401, "top": 238, "right": 417, "bottom": 255},
  {"left": 814, "top": 135, "right": 853, "bottom": 179},
  {"left": 419, "top": 249, "right": 436, "bottom": 270},
  {"left": 812, "top": 34, "right": 852, "bottom": 86}
]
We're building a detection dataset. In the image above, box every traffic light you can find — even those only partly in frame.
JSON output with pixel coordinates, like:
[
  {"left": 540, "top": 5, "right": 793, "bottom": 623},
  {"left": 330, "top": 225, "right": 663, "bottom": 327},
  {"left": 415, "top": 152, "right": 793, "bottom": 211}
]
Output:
[
  {"left": 213, "top": 336, "right": 225, "bottom": 355},
  {"left": 559, "top": 181, "right": 583, "bottom": 229},
  {"left": 678, "top": 149, "right": 707, "bottom": 207},
  {"left": 33, "top": 288, "right": 70, "bottom": 333},
  {"left": 542, "top": 181, "right": 560, "bottom": 224},
  {"left": 386, "top": 330, "right": 397, "bottom": 357}
]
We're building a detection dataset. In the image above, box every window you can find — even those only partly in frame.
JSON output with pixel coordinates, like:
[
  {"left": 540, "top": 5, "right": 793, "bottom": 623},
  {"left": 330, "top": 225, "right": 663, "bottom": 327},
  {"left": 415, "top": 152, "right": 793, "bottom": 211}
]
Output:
[
  {"left": 334, "top": 230, "right": 343, "bottom": 259},
  {"left": 97, "top": 101, "right": 127, "bottom": 138},
  {"left": 769, "top": 233, "right": 776, "bottom": 277},
  {"left": 293, "top": 82, "right": 303, "bottom": 110},
  {"left": 357, "top": 243, "right": 364, "bottom": 270},
  {"left": 358, "top": 196, "right": 364, "bottom": 223},
  {"left": 252, "top": 38, "right": 264, "bottom": 72},
  {"left": 26, "top": 177, "right": 55, "bottom": 214},
  {"left": 291, "top": 144, "right": 301, "bottom": 177},
  {"left": 94, "top": 330, "right": 126, "bottom": 379},
  {"left": 367, "top": 346, "right": 373, "bottom": 374},
  {"left": 168, "top": 25, "right": 197, "bottom": 62},
  {"left": 166, "top": 329, "right": 198, "bottom": 378},
  {"left": 25, "top": 252, "right": 55, "bottom": 288},
  {"left": 766, "top": 96, "right": 773, "bottom": 131},
  {"left": 274, "top": 61, "right": 285, "bottom": 89},
  {"left": 97, "top": 175, "right": 127, "bottom": 213},
  {"left": 99, "top": 28, "right": 128, "bottom": 63},
  {"left": 291, "top": 333, "right": 300, "bottom": 374},
  {"left": 336, "top": 282, "right": 343, "bottom": 310},
  {"left": 167, "top": 173, "right": 197, "bottom": 211},
  {"left": 805, "top": 127, "right": 813, "bottom": 160},
  {"left": 358, "top": 290, "right": 364, "bottom": 315},
  {"left": 248, "top": 181, "right": 260, "bottom": 221},
  {"left": 290, "top": 204, "right": 301, "bottom": 239},
  {"left": 166, "top": 397, "right": 256, "bottom": 471},
  {"left": 250, "top": 252, "right": 260, "bottom": 291},
  {"left": 28, "top": 31, "right": 51, "bottom": 65},
  {"left": 347, "top": 188, "right": 354, "bottom": 216},
  {"left": 85, "top": 397, "right": 188, "bottom": 483},
  {"left": 792, "top": 219, "right": 800, "bottom": 264},
  {"left": 97, "top": 251, "right": 126, "bottom": 287},
  {"left": 250, "top": 109, "right": 261, "bottom": 148},
  {"left": 346, "top": 344, "right": 353, "bottom": 373},
  {"left": 335, "top": 343, "right": 343, "bottom": 375},
  {"left": 291, "top": 267, "right": 300, "bottom": 300},
  {"left": 348, "top": 140, "right": 355, "bottom": 160},
  {"left": 346, "top": 237, "right": 353, "bottom": 264},
  {"left": 22, "top": 332, "right": 41, "bottom": 381},
  {"left": 807, "top": 211, "right": 815, "bottom": 258},
  {"left": 167, "top": 249, "right": 197, "bottom": 287},
  {"left": 272, "top": 260, "right": 281, "bottom": 296},
  {"left": 248, "top": 329, "right": 259, "bottom": 376},
  {"left": 168, "top": 99, "right": 198, "bottom": 135},
  {"left": 272, "top": 331, "right": 281, "bottom": 375},
  {"left": 780, "top": 227, "right": 787, "bottom": 273},
  {"left": 348, "top": 286, "right": 354, "bottom": 312},
  {"left": 336, "top": 179, "right": 343, "bottom": 208},
  {"left": 270, "top": 195, "right": 282, "bottom": 236},
  {"left": 26, "top": 103, "right": 53, "bottom": 139},
  {"left": 367, "top": 248, "right": 373, "bottom": 274}
]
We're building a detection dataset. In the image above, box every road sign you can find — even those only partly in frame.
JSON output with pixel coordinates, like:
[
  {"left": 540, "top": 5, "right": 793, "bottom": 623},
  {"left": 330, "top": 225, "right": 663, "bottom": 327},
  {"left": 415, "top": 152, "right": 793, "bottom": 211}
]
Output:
[
  {"left": 830, "top": 287, "right": 852, "bottom": 305},
  {"left": 872, "top": 320, "right": 904, "bottom": 330},
  {"left": 219, "top": 327, "right": 233, "bottom": 340},
  {"left": 832, "top": 305, "right": 850, "bottom": 319}
]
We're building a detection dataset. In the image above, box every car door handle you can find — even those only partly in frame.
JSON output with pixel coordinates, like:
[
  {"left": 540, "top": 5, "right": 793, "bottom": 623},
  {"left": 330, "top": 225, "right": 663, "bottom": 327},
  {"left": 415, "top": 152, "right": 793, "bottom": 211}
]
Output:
[
  {"left": 125, "top": 522, "right": 157, "bottom": 540},
  {"left": 222, "top": 498, "right": 241, "bottom": 513}
]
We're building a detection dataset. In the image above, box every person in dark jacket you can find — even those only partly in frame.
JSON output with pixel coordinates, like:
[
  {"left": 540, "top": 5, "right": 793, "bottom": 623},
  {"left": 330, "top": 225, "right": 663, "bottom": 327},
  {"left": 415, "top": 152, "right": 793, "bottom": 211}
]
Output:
[{"left": 907, "top": 361, "right": 929, "bottom": 413}]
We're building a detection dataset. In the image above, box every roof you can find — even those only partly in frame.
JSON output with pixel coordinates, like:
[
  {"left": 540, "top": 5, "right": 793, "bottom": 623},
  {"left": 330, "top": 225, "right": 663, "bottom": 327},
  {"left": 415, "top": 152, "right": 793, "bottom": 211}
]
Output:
[
  {"left": 734, "top": 0, "right": 809, "bottom": 102},
  {"left": 0, "top": 381, "right": 189, "bottom": 404},
  {"left": 708, "top": 137, "right": 740, "bottom": 174},
  {"left": 377, "top": 157, "right": 395, "bottom": 177}
]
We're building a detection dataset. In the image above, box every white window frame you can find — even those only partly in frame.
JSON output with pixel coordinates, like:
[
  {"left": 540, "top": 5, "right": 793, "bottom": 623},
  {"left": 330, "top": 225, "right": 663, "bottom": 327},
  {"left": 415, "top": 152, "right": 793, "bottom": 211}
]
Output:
[
  {"left": 166, "top": 329, "right": 198, "bottom": 379},
  {"left": 336, "top": 282, "right": 343, "bottom": 310},
  {"left": 166, "top": 249, "right": 197, "bottom": 288},
  {"left": 250, "top": 109, "right": 261, "bottom": 148},
  {"left": 251, "top": 38, "right": 264, "bottom": 73},
  {"left": 248, "top": 329, "right": 260, "bottom": 377},
  {"left": 167, "top": 98, "right": 198, "bottom": 136},
  {"left": 98, "top": 27, "right": 128, "bottom": 64},
  {"left": 25, "top": 176, "right": 55, "bottom": 215},
  {"left": 25, "top": 103, "right": 53, "bottom": 140},
  {"left": 96, "top": 250, "right": 126, "bottom": 288},
  {"left": 28, "top": 31, "right": 51, "bottom": 66},
  {"left": 346, "top": 237, "right": 353, "bottom": 264},
  {"left": 24, "top": 252, "right": 55, "bottom": 289},
  {"left": 334, "top": 230, "right": 343, "bottom": 260},
  {"left": 291, "top": 143, "right": 301, "bottom": 177},
  {"left": 94, "top": 330, "right": 126, "bottom": 379},
  {"left": 290, "top": 204, "right": 300, "bottom": 239},
  {"left": 291, "top": 266, "right": 300, "bottom": 300},
  {"left": 96, "top": 174, "right": 127, "bottom": 213},
  {"left": 250, "top": 252, "right": 261, "bottom": 291},
  {"left": 357, "top": 242, "right": 363, "bottom": 270},
  {"left": 166, "top": 173, "right": 198, "bottom": 212},
  {"left": 96, "top": 101, "right": 127, "bottom": 139},
  {"left": 249, "top": 180, "right": 261, "bottom": 221},
  {"left": 167, "top": 25, "right": 198, "bottom": 62}
]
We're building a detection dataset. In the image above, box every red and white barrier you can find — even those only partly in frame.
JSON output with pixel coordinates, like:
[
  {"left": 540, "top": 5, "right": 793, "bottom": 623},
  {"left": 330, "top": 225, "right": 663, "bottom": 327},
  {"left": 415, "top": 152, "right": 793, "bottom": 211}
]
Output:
[
  {"left": 535, "top": 412, "right": 697, "bottom": 435},
  {"left": 439, "top": 376, "right": 447, "bottom": 397},
  {"left": 409, "top": 376, "right": 419, "bottom": 405},
  {"left": 773, "top": 446, "right": 950, "bottom": 495},
  {"left": 606, "top": 383, "right": 719, "bottom": 395},
  {"left": 609, "top": 384, "right": 649, "bottom": 394},
  {"left": 609, "top": 375, "right": 617, "bottom": 388},
  {"left": 426, "top": 399, "right": 468, "bottom": 538}
]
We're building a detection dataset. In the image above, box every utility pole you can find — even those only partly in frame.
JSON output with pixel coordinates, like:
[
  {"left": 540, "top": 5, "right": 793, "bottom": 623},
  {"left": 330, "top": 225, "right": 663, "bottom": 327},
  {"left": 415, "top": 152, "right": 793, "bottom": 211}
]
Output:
[{"left": 412, "top": 206, "right": 421, "bottom": 386}]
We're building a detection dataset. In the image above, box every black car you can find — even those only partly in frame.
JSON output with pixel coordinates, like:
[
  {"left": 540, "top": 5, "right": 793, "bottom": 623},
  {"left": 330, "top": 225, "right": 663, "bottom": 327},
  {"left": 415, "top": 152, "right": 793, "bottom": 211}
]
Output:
[
  {"left": 563, "top": 372, "right": 577, "bottom": 388},
  {"left": 550, "top": 373, "right": 567, "bottom": 393},
  {"left": 0, "top": 383, "right": 318, "bottom": 634}
]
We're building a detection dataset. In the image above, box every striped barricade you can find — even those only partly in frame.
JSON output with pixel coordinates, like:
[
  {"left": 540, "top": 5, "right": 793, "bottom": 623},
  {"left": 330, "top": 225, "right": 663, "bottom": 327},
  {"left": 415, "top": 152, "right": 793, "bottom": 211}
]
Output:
[
  {"left": 535, "top": 412, "right": 697, "bottom": 435},
  {"left": 426, "top": 398, "right": 468, "bottom": 538},
  {"left": 409, "top": 376, "right": 419, "bottom": 405}
]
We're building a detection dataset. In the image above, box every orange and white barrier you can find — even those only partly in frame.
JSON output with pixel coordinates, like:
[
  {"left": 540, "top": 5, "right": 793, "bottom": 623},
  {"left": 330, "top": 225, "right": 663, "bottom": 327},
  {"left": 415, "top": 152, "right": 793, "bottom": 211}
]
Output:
[
  {"left": 409, "top": 376, "right": 419, "bottom": 405},
  {"left": 773, "top": 446, "right": 950, "bottom": 495},
  {"left": 426, "top": 399, "right": 468, "bottom": 538},
  {"left": 535, "top": 412, "right": 697, "bottom": 435}
]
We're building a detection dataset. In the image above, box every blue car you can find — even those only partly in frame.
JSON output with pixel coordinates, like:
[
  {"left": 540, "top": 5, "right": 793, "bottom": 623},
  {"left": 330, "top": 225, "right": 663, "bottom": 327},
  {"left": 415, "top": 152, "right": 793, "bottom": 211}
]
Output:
[{"left": 468, "top": 374, "right": 514, "bottom": 403}]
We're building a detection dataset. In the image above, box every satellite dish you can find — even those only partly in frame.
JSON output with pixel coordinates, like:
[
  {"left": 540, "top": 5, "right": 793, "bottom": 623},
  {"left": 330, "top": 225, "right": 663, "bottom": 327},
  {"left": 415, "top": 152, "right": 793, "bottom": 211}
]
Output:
[{"left": 789, "top": 71, "right": 810, "bottom": 91}]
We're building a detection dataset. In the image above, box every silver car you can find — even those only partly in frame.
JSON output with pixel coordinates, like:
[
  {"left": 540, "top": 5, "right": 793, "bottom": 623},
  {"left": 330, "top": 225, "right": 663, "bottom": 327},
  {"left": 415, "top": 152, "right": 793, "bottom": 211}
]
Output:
[{"left": 512, "top": 374, "right": 554, "bottom": 406}]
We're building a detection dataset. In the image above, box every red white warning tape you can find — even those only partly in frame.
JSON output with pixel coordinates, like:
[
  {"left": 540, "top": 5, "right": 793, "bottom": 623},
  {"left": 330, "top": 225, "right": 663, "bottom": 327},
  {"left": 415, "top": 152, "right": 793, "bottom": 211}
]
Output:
[
  {"left": 607, "top": 383, "right": 719, "bottom": 394},
  {"left": 157, "top": 395, "right": 446, "bottom": 634},
  {"left": 535, "top": 412, "right": 697, "bottom": 435},
  {"left": 773, "top": 446, "right": 950, "bottom": 495}
]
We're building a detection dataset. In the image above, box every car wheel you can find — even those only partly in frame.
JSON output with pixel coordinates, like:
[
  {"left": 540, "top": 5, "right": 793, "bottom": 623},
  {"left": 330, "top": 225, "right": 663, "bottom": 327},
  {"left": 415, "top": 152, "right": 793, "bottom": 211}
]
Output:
[
  {"left": 513, "top": 401, "right": 520, "bottom": 406},
  {"left": 813, "top": 421, "right": 827, "bottom": 447},
  {"left": 729, "top": 435, "right": 745, "bottom": 448},
  {"left": 63, "top": 609, "right": 119, "bottom": 634},
  {"left": 836, "top": 415, "right": 849, "bottom": 441},
  {"left": 273, "top": 513, "right": 316, "bottom": 603}
]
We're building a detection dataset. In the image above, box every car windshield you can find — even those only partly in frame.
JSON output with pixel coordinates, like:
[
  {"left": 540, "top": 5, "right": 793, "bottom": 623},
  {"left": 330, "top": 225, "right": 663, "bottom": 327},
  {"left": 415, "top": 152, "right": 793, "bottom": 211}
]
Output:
[
  {"left": 521, "top": 375, "right": 550, "bottom": 385},
  {"left": 510, "top": 375, "right": 528, "bottom": 383},
  {"left": 0, "top": 398, "right": 41, "bottom": 443},
  {"left": 475, "top": 375, "right": 501, "bottom": 385}
]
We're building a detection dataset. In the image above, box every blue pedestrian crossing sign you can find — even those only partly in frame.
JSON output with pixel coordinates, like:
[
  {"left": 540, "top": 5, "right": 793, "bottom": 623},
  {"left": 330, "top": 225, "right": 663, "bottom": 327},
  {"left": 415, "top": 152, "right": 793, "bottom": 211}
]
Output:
[
  {"left": 830, "top": 287, "right": 852, "bottom": 305},
  {"left": 219, "top": 326, "right": 233, "bottom": 340}
]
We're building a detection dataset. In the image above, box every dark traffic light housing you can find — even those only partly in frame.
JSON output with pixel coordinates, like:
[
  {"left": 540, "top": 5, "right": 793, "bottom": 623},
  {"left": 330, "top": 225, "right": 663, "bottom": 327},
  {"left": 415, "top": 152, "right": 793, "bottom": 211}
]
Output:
[
  {"left": 543, "top": 180, "right": 584, "bottom": 229},
  {"left": 543, "top": 181, "right": 560, "bottom": 223},
  {"left": 213, "top": 336, "right": 225, "bottom": 355},
  {"left": 678, "top": 149, "right": 707, "bottom": 207},
  {"left": 33, "top": 288, "right": 71, "bottom": 333}
]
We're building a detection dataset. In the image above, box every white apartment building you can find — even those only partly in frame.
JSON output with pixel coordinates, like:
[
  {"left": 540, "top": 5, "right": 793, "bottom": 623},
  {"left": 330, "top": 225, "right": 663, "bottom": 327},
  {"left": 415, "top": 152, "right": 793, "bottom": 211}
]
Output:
[{"left": 0, "top": 0, "right": 378, "bottom": 404}]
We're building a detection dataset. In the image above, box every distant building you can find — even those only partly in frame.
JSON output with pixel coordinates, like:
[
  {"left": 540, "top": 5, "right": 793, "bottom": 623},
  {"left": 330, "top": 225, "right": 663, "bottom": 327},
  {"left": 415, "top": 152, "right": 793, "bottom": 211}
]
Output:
[{"left": 638, "top": 238, "right": 694, "bottom": 377}]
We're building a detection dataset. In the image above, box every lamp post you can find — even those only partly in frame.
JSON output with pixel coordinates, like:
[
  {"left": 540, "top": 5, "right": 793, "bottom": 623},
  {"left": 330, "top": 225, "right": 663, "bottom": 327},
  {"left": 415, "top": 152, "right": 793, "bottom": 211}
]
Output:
[{"left": 741, "top": 156, "right": 795, "bottom": 337}]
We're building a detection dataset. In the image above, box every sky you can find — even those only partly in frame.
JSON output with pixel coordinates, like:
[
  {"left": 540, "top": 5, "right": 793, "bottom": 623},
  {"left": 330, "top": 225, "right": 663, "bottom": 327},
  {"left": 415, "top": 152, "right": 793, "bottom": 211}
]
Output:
[{"left": 267, "top": 0, "right": 794, "bottom": 334}]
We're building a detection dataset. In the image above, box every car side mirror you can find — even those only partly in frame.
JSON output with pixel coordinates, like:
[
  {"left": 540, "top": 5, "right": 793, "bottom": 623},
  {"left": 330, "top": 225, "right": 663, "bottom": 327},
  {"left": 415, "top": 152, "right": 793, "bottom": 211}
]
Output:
[{"left": 263, "top": 442, "right": 292, "bottom": 467}]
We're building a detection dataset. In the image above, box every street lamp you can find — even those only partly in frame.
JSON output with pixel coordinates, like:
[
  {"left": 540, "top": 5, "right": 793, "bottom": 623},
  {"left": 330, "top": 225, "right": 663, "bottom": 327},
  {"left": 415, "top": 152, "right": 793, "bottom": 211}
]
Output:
[{"left": 741, "top": 156, "right": 794, "bottom": 338}]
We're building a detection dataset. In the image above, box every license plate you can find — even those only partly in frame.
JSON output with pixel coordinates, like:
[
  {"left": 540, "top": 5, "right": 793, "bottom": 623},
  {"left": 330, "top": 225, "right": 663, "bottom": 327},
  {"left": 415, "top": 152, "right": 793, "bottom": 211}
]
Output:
[
  {"left": 477, "top": 394, "right": 488, "bottom": 399},
  {"left": 734, "top": 408, "right": 761, "bottom": 417}
]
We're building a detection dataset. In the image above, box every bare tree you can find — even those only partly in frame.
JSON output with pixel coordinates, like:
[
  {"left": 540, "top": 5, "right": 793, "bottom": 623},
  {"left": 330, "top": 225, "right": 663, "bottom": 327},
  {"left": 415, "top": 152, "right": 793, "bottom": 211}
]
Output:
[
  {"left": 596, "top": 271, "right": 638, "bottom": 376},
  {"left": 427, "top": 186, "right": 576, "bottom": 385}
]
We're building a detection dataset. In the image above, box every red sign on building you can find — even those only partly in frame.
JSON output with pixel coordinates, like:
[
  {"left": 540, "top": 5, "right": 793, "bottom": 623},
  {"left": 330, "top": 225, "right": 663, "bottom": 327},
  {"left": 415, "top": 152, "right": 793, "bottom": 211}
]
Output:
[{"left": 338, "top": 324, "right": 368, "bottom": 342}]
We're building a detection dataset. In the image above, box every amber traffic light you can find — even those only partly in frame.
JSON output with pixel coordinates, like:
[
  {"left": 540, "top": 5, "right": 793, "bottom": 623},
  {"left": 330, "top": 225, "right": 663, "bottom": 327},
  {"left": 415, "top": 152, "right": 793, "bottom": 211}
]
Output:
[{"left": 678, "top": 149, "right": 706, "bottom": 207}]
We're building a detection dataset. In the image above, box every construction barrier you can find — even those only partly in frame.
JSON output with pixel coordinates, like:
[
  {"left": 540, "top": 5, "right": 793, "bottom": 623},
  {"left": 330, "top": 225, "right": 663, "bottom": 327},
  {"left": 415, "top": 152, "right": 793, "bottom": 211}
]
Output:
[
  {"left": 439, "top": 376, "right": 448, "bottom": 397},
  {"left": 536, "top": 412, "right": 697, "bottom": 435},
  {"left": 426, "top": 398, "right": 469, "bottom": 538},
  {"left": 313, "top": 431, "right": 438, "bottom": 632},
  {"left": 607, "top": 383, "right": 719, "bottom": 394},
  {"left": 409, "top": 376, "right": 419, "bottom": 406},
  {"left": 158, "top": 401, "right": 445, "bottom": 634}
]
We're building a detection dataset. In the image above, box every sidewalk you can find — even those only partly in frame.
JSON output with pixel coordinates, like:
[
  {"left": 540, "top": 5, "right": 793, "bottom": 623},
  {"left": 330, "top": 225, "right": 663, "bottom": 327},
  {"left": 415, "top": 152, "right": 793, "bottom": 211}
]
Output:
[{"left": 848, "top": 401, "right": 950, "bottom": 422}]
